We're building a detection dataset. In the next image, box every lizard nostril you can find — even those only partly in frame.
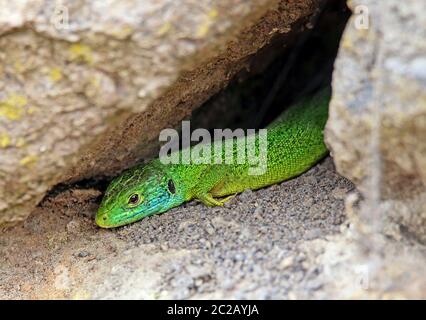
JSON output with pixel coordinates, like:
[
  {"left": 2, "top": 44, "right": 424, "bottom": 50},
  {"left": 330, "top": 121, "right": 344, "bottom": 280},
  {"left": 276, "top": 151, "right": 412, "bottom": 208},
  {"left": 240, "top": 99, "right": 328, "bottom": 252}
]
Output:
[{"left": 103, "top": 216, "right": 107, "bottom": 220}]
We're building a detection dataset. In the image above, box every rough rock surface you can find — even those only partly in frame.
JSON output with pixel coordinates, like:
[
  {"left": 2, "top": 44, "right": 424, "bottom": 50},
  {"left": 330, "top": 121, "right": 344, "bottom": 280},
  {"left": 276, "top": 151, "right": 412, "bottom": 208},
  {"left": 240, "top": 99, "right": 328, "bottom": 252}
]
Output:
[
  {"left": 325, "top": 0, "right": 426, "bottom": 243},
  {"left": 0, "top": 0, "right": 321, "bottom": 225}
]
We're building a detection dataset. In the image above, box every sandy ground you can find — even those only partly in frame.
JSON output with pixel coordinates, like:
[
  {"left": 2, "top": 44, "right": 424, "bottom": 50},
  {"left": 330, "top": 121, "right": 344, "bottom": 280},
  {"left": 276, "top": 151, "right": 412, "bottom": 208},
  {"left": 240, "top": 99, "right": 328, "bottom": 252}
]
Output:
[{"left": 0, "top": 156, "right": 362, "bottom": 299}]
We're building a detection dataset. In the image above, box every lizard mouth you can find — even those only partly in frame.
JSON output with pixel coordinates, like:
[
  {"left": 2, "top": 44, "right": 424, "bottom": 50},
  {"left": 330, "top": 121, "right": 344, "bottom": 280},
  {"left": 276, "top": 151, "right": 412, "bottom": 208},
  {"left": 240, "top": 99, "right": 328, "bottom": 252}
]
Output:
[
  {"left": 95, "top": 208, "right": 114, "bottom": 228},
  {"left": 96, "top": 207, "right": 140, "bottom": 228}
]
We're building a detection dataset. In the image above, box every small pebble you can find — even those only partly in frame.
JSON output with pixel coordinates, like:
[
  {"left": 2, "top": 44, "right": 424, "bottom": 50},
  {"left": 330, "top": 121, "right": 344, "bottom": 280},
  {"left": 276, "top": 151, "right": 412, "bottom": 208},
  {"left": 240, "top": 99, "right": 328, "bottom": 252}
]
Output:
[{"left": 77, "top": 250, "right": 90, "bottom": 258}]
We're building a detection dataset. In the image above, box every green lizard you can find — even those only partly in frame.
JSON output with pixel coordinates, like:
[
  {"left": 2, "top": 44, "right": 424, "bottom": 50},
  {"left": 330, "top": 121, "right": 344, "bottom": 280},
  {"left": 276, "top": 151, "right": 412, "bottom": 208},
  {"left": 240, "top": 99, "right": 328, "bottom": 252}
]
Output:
[{"left": 96, "top": 89, "right": 330, "bottom": 228}]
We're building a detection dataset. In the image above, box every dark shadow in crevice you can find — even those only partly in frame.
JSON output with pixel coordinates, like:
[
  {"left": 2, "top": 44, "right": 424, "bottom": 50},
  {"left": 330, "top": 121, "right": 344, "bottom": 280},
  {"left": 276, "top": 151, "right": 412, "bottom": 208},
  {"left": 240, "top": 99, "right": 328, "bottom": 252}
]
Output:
[{"left": 190, "top": 0, "right": 350, "bottom": 133}]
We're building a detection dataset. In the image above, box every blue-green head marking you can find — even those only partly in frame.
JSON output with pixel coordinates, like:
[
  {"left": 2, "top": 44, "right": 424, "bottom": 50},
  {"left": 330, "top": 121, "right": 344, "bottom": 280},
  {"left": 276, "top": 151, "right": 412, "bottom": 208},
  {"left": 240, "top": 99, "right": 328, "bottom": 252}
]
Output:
[{"left": 96, "top": 161, "right": 184, "bottom": 228}]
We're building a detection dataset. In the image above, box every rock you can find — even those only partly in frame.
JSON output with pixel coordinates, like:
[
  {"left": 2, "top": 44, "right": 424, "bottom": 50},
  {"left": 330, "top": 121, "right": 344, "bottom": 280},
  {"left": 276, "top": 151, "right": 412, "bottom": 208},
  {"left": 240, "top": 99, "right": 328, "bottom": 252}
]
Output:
[
  {"left": 325, "top": 0, "right": 426, "bottom": 242},
  {"left": 77, "top": 250, "right": 90, "bottom": 258},
  {"left": 0, "top": 0, "right": 321, "bottom": 225},
  {"left": 279, "top": 255, "right": 295, "bottom": 269}
]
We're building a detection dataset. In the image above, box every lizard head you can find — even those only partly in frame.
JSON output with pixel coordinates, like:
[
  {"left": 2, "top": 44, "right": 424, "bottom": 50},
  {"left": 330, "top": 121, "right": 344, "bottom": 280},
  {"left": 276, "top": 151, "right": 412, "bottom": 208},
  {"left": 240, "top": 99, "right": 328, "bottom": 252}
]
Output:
[{"left": 96, "top": 161, "right": 184, "bottom": 228}]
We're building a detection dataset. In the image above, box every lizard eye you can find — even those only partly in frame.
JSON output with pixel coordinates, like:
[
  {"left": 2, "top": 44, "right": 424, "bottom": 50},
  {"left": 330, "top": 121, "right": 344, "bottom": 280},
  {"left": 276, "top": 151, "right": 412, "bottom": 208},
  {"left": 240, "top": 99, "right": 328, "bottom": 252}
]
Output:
[
  {"left": 127, "top": 193, "right": 142, "bottom": 207},
  {"left": 167, "top": 179, "right": 176, "bottom": 194}
]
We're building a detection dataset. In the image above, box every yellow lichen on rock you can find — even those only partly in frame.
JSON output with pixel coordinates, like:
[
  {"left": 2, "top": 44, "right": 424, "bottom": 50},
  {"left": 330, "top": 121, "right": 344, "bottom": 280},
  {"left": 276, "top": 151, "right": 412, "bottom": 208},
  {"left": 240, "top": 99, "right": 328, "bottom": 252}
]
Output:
[
  {"left": 49, "top": 67, "right": 63, "bottom": 82},
  {"left": 196, "top": 8, "right": 219, "bottom": 38},
  {"left": 0, "top": 132, "right": 11, "bottom": 148},
  {"left": 68, "top": 44, "right": 93, "bottom": 64},
  {"left": 19, "top": 154, "right": 38, "bottom": 167},
  {"left": 0, "top": 94, "right": 28, "bottom": 121},
  {"left": 14, "top": 60, "right": 25, "bottom": 73},
  {"left": 157, "top": 21, "right": 172, "bottom": 36},
  {"left": 16, "top": 137, "right": 26, "bottom": 148}
]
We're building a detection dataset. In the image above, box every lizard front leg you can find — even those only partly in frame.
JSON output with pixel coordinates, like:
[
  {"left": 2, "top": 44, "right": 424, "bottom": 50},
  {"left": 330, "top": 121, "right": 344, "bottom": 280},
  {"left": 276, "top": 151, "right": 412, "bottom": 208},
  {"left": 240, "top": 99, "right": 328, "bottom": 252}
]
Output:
[
  {"left": 191, "top": 164, "right": 234, "bottom": 207},
  {"left": 197, "top": 192, "right": 236, "bottom": 207}
]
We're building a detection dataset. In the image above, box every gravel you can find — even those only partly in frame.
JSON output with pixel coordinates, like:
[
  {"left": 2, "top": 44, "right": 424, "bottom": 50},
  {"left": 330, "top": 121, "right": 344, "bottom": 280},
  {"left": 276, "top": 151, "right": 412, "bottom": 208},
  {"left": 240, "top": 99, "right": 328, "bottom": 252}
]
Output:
[{"left": 0, "top": 157, "right": 355, "bottom": 299}]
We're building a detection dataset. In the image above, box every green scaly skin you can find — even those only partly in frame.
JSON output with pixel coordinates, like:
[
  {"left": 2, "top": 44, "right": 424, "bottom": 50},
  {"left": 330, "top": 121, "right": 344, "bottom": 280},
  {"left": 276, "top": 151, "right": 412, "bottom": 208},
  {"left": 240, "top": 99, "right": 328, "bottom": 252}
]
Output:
[{"left": 96, "top": 89, "right": 330, "bottom": 228}]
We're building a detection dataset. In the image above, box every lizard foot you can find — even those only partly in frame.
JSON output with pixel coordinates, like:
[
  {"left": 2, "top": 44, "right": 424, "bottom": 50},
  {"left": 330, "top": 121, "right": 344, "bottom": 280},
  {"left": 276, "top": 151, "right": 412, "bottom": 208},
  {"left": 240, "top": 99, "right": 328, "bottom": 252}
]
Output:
[{"left": 197, "top": 193, "right": 236, "bottom": 207}]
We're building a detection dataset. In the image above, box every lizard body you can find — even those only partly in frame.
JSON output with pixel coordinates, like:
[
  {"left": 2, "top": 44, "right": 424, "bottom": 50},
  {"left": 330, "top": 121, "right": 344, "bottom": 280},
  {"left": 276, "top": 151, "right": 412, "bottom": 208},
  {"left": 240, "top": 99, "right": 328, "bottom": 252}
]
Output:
[{"left": 96, "top": 89, "right": 330, "bottom": 228}]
